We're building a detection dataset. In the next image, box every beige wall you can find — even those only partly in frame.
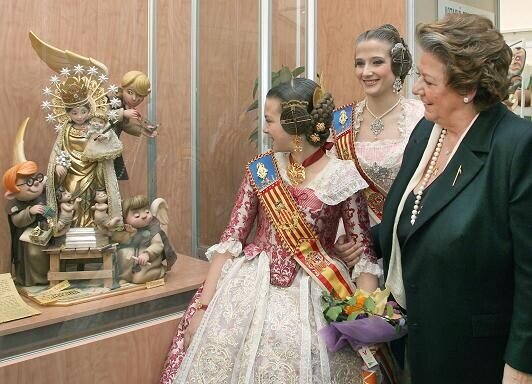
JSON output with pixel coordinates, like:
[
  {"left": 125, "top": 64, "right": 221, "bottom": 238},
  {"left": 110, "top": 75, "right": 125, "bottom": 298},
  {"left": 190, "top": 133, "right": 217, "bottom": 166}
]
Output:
[{"left": 318, "top": 0, "right": 406, "bottom": 106}]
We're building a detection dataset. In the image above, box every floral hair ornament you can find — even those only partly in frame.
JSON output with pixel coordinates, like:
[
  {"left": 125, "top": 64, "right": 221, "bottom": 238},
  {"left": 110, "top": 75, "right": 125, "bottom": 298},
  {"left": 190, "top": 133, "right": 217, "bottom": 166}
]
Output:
[{"left": 391, "top": 40, "right": 407, "bottom": 93}]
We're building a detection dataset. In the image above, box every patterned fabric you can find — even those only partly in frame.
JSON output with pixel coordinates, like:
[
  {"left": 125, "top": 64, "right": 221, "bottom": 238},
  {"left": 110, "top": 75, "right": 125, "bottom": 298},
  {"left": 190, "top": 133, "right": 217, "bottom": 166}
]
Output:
[
  {"left": 353, "top": 99, "right": 424, "bottom": 225},
  {"left": 160, "top": 153, "right": 381, "bottom": 384}
]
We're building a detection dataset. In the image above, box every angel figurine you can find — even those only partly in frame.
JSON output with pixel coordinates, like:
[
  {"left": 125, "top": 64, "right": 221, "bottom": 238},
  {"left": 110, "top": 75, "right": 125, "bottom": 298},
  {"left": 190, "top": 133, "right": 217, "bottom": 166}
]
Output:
[
  {"left": 30, "top": 31, "right": 123, "bottom": 228},
  {"left": 91, "top": 189, "right": 121, "bottom": 235},
  {"left": 114, "top": 195, "right": 177, "bottom": 284},
  {"left": 110, "top": 70, "right": 158, "bottom": 180},
  {"left": 54, "top": 187, "right": 82, "bottom": 237}
]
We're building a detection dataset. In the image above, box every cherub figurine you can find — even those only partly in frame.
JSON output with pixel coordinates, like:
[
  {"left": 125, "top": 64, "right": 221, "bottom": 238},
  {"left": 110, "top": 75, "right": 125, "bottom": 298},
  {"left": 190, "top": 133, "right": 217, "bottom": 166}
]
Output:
[
  {"left": 91, "top": 189, "right": 121, "bottom": 234},
  {"left": 110, "top": 71, "right": 158, "bottom": 180},
  {"left": 3, "top": 118, "right": 51, "bottom": 286},
  {"left": 114, "top": 195, "right": 177, "bottom": 284},
  {"left": 54, "top": 187, "right": 82, "bottom": 237},
  {"left": 82, "top": 112, "right": 123, "bottom": 162}
]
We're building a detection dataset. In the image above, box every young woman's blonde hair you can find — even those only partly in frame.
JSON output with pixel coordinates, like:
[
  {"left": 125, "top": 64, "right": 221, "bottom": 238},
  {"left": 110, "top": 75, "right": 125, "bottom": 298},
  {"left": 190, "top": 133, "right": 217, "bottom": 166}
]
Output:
[{"left": 120, "top": 71, "right": 151, "bottom": 97}]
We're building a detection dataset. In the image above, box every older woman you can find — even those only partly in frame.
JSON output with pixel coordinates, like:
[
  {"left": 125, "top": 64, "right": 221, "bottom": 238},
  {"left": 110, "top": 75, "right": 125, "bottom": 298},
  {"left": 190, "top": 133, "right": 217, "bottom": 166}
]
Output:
[{"left": 378, "top": 14, "right": 532, "bottom": 384}]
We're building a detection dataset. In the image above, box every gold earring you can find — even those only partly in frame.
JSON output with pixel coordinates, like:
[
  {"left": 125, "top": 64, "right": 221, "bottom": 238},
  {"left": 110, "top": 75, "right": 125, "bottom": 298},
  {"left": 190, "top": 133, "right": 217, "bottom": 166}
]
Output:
[{"left": 292, "top": 135, "right": 303, "bottom": 152}]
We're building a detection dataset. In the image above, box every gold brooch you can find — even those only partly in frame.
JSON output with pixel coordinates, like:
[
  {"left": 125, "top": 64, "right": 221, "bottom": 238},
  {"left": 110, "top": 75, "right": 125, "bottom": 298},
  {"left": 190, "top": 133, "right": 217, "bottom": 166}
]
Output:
[{"left": 315, "top": 122, "right": 326, "bottom": 132}]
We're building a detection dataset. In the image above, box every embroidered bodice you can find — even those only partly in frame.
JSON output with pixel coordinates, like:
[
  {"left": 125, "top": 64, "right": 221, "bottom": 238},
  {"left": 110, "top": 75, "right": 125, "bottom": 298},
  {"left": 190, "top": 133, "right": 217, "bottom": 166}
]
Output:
[
  {"left": 353, "top": 98, "right": 425, "bottom": 193},
  {"left": 206, "top": 152, "right": 380, "bottom": 288}
]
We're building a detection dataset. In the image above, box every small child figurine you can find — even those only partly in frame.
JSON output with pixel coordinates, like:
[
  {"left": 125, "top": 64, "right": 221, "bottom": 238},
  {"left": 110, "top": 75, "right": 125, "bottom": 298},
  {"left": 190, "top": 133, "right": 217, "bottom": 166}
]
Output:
[
  {"left": 111, "top": 71, "right": 158, "bottom": 180},
  {"left": 82, "top": 113, "right": 123, "bottom": 162},
  {"left": 54, "top": 187, "right": 81, "bottom": 237},
  {"left": 115, "top": 195, "right": 171, "bottom": 284},
  {"left": 91, "top": 189, "right": 121, "bottom": 234}
]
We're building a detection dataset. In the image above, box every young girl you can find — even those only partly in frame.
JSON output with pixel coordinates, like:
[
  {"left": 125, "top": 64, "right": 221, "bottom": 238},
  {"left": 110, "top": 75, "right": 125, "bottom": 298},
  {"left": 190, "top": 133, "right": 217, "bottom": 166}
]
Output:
[{"left": 160, "top": 78, "right": 381, "bottom": 384}]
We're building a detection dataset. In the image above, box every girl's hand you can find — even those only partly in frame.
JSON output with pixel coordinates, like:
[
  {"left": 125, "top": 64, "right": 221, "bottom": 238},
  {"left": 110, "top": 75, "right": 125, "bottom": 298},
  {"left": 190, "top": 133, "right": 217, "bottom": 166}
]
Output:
[
  {"left": 334, "top": 234, "right": 365, "bottom": 268},
  {"left": 184, "top": 310, "right": 205, "bottom": 351}
]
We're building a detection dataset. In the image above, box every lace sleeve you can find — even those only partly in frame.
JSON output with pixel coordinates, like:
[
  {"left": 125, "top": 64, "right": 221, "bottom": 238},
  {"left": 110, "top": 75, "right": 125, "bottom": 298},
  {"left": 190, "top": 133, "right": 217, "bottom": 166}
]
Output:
[
  {"left": 341, "top": 190, "right": 382, "bottom": 279},
  {"left": 205, "top": 172, "right": 259, "bottom": 260}
]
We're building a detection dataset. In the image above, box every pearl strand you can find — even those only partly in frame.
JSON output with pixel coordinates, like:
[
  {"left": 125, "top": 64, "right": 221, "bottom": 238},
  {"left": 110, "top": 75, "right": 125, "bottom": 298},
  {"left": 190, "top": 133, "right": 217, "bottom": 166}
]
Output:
[{"left": 411, "top": 128, "right": 447, "bottom": 225}]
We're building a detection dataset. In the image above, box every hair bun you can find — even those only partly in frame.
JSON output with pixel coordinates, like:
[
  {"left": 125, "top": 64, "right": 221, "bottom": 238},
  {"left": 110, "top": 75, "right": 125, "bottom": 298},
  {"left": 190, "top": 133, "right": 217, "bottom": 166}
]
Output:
[{"left": 380, "top": 24, "right": 400, "bottom": 35}]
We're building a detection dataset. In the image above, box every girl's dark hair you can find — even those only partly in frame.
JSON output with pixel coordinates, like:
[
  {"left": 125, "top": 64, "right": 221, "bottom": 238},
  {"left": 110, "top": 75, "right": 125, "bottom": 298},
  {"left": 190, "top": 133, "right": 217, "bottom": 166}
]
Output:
[
  {"left": 266, "top": 78, "right": 335, "bottom": 147},
  {"left": 356, "top": 24, "right": 413, "bottom": 83}
]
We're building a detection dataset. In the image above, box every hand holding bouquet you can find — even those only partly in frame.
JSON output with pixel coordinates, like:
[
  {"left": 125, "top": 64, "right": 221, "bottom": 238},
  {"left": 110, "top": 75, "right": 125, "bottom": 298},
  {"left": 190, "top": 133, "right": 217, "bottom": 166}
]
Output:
[{"left": 319, "top": 287, "right": 407, "bottom": 352}]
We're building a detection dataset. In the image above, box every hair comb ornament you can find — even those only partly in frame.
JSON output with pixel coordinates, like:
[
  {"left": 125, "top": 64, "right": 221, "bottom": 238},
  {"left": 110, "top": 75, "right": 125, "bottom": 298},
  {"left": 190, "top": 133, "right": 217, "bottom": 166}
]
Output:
[
  {"left": 280, "top": 100, "right": 311, "bottom": 128},
  {"left": 391, "top": 41, "right": 407, "bottom": 93},
  {"left": 313, "top": 73, "right": 327, "bottom": 107}
]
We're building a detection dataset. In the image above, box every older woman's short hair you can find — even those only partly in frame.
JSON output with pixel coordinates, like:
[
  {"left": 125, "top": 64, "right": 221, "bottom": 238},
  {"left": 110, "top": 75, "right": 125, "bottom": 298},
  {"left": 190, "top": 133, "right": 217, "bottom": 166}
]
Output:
[{"left": 416, "top": 13, "right": 511, "bottom": 111}]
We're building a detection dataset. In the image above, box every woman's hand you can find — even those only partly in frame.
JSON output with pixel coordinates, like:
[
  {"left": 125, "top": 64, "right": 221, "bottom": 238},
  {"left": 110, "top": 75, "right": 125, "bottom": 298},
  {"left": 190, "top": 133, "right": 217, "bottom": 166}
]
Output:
[
  {"left": 184, "top": 310, "right": 205, "bottom": 351},
  {"left": 55, "top": 165, "right": 67, "bottom": 179},
  {"left": 503, "top": 364, "right": 532, "bottom": 383},
  {"left": 334, "top": 234, "right": 365, "bottom": 269}
]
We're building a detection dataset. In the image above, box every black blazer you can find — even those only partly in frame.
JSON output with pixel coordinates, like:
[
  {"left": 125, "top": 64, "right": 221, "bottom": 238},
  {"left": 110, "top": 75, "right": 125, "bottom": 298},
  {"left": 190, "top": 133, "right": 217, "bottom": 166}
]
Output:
[{"left": 378, "top": 103, "right": 532, "bottom": 383}]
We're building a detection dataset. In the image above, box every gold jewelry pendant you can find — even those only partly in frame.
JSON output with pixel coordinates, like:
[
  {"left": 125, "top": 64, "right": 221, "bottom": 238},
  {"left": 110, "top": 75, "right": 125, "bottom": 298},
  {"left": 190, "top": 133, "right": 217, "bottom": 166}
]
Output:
[
  {"left": 287, "top": 162, "right": 306, "bottom": 185},
  {"left": 292, "top": 135, "right": 303, "bottom": 152}
]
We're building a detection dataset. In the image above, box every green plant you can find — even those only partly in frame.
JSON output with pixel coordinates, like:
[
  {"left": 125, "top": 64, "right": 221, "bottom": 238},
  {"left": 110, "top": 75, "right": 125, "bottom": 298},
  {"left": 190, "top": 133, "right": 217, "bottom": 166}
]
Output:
[{"left": 246, "top": 66, "right": 305, "bottom": 143}]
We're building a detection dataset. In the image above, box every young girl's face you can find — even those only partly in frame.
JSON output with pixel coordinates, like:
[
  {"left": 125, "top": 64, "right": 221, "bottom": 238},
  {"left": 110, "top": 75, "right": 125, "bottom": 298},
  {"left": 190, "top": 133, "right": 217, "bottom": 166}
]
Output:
[
  {"left": 123, "top": 88, "right": 145, "bottom": 108},
  {"left": 68, "top": 106, "right": 90, "bottom": 125},
  {"left": 263, "top": 97, "right": 292, "bottom": 153}
]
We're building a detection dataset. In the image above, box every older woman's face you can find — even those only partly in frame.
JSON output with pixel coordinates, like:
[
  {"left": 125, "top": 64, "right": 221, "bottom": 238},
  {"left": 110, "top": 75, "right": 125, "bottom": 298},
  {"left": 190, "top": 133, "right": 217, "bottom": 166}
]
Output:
[
  {"left": 354, "top": 39, "right": 395, "bottom": 97},
  {"left": 413, "top": 51, "right": 466, "bottom": 126}
]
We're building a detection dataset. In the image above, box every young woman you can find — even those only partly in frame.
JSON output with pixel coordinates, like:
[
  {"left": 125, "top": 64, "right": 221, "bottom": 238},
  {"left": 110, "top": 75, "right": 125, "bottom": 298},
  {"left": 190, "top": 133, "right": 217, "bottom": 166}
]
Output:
[{"left": 160, "top": 78, "right": 381, "bottom": 384}]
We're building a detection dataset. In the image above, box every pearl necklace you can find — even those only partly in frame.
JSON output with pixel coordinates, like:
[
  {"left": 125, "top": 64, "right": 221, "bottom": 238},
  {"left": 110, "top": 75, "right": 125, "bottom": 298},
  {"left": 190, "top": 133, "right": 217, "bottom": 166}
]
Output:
[
  {"left": 411, "top": 128, "right": 447, "bottom": 225},
  {"left": 365, "top": 97, "right": 402, "bottom": 136}
]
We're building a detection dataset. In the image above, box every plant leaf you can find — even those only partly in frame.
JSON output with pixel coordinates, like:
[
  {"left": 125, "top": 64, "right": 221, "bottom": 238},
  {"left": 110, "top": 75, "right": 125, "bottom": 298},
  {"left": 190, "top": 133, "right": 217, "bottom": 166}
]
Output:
[
  {"left": 252, "top": 78, "right": 259, "bottom": 99},
  {"left": 246, "top": 99, "right": 259, "bottom": 112},
  {"left": 347, "top": 311, "right": 363, "bottom": 321},
  {"left": 325, "top": 306, "right": 343, "bottom": 321},
  {"left": 278, "top": 67, "right": 293, "bottom": 83},
  {"left": 386, "top": 303, "right": 394, "bottom": 318},
  {"left": 248, "top": 128, "right": 258, "bottom": 143},
  {"left": 364, "top": 297, "right": 376, "bottom": 313},
  {"left": 292, "top": 66, "right": 305, "bottom": 77}
]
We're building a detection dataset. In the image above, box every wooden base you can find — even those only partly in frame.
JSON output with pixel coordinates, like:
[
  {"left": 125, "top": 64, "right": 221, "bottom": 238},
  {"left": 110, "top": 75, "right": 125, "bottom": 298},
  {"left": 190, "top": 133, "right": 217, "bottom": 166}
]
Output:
[{"left": 44, "top": 246, "right": 116, "bottom": 288}]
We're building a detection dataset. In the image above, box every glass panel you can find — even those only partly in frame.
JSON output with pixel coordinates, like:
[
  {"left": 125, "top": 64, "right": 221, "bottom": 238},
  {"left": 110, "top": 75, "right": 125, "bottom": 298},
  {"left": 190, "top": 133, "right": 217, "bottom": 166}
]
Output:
[
  {"left": 272, "top": 0, "right": 307, "bottom": 80},
  {"left": 196, "top": 0, "right": 260, "bottom": 255}
]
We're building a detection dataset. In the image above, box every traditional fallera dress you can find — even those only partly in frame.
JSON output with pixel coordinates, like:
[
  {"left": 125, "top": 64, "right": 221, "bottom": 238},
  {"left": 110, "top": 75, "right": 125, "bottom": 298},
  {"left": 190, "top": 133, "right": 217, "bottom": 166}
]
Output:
[
  {"left": 160, "top": 151, "right": 382, "bottom": 384},
  {"left": 332, "top": 98, "right": 425, "bottom": 225}
]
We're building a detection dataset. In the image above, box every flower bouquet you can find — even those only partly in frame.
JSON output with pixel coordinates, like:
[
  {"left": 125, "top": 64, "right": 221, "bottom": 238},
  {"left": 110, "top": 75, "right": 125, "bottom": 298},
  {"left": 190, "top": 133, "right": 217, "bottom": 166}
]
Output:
[{"left": 319, "top": 287, "right": 407, "bottom": 352}]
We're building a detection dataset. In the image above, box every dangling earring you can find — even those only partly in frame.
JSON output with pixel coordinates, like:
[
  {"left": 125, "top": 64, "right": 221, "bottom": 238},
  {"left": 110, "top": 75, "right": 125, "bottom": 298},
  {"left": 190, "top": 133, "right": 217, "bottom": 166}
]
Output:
[
  {"left": 463, "top": 97, "right": 469, "bottom": 103},
  {"left": 392, "top": 77, "right": 403, "bottom": 93},
  {"left": 292, "top": 135, "right": 303, "bottom": 152}
]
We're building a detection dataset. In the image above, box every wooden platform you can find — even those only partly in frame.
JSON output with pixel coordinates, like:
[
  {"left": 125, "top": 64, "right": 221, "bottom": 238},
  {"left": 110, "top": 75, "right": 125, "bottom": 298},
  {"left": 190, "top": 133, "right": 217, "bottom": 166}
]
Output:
[{"left": 0, "top": 254, "right": 208, "bottom": 337}]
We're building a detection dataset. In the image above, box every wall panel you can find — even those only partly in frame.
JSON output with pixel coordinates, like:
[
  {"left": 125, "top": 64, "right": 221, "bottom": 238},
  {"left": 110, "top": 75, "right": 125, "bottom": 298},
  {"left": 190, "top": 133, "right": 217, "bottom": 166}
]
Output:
[{"left": 317, "top": 0, "right": 405, "bottom": 106}]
